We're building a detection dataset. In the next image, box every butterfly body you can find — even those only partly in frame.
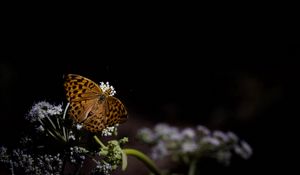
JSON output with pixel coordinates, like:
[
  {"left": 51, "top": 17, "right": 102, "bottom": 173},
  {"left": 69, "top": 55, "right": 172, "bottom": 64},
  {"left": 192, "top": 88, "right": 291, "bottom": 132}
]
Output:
[{"left": 64, "top": 74, "right": 128, "bottom": 133}]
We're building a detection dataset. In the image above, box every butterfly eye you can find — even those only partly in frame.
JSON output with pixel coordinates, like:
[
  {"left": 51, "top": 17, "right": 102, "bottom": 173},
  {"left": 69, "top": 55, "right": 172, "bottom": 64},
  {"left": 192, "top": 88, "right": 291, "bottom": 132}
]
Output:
[{"left": 99, "top": 94, "right": 106, "bottom": 101}]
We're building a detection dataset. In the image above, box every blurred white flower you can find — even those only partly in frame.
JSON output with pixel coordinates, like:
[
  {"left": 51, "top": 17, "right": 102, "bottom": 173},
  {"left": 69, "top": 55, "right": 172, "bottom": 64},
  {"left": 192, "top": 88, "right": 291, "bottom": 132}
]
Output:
[
  {"left": 151, "top": 141, "right": 169, "bottom": 160},
  {"left": 154, "top": 123, "right": 178, "bottom": 138},
  {"left": 196, "top": 125, "right": 210, "bottom": 136},
  {"left": 227, "top": 131, "right": 238, "bottom": 143},
  {"left": 181, "top": 128, "right": 196, "bottom": 139},
  {"left": 234, "top": 140, "right": 253, "bottom": 159},
  {"left": 137, "top": 128, "right": 156, "bottom": 143},
  {"left": 216, "top": 151, "right": 232, "bottom": 166},
  {"left": 169, "top": 131, "right": 183, "bottom": 141},
  {"left": 138, "top": 123, "right": 253, "bottom": 167},
  {"left": 181, "top": 141, "right": 198, "bottom": 153},
  {"left": 241, "top": 141, "right": 252, "bottom": 156},
  {"left": 213, "top": 130, "right": 229, "bottom": 142},
  {"left": 201, "top": 136, "right": 221, "bottom": 147}
]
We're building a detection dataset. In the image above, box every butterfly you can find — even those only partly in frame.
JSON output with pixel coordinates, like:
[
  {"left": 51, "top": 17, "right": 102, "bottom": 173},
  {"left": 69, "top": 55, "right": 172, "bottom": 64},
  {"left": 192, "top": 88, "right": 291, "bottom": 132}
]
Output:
[{"left": 64, "top": 74, "right": 128, "bottom": 133}]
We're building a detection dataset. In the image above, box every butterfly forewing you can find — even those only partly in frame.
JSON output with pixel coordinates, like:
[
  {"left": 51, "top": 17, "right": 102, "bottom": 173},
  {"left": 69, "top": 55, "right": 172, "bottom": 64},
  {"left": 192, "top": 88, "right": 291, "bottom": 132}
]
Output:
[{"left": 64, "top": 74, "right": 102, "bottom": 102}]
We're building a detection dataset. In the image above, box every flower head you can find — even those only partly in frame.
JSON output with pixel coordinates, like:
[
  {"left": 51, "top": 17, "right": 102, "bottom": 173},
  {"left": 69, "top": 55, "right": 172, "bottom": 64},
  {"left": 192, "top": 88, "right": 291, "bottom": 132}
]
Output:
[
  {"left": 26, "top": 101, "right": 62, "bottom": 122},
  {"left": 101, "top": 124, "right": 119, "bottom": 137},
  {"left": 99, "top": 140, "right": 124, "bottom": 170},
  {"left": 213, "top": 130, "right": 230, "bottom": 143},
  {"left": 137, "top": 123, "right": 253, "bottom": 166},
  {"left": 137, "top": 128, "right": 156, "bottom": 143},
  {"left": 100, "top": 82, "right": 116, "bottom": 96},
  {"left": 181, "top": 128, "right": 196, "bottom": 139},
  {"left": 180, "top": 141, "right": 198, "bottom": 153},
  {"left": 196, "top": 125, "right": 210, "bottom": 136},
  {"left": 151, "top": 141, "right": 169, "bottom": 160},
  {"left": 0, "top": 146, "right": 9, "bottom": 164},
  {"left": 92, "top": 161, "right": 112, "bottom": 175}
]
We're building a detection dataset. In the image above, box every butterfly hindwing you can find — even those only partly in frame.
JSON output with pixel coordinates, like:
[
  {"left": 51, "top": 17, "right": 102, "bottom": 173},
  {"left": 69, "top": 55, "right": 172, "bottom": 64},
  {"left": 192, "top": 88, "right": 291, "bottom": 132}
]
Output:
[
  {"left": 68, "top": 98, "right": 99, "bottom": 123},
  {"left": 105, "top": 96, "right": 128, "bottom": 126},
  {"left": 83, "top": 100, "right": 107, "bottom": 132}
]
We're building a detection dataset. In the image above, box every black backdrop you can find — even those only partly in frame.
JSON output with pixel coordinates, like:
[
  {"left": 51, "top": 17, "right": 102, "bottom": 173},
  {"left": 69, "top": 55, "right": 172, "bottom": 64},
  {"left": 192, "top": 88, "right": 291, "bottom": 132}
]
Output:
[{"left": 0, "top": 45, "right": 298, "bottom": 174}]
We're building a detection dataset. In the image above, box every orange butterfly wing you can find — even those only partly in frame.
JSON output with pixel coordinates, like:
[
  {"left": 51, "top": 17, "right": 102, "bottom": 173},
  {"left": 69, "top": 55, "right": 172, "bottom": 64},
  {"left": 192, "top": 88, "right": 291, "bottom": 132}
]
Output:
[{"left": 64, "top": 74, "right": 128, "bottom": 133}]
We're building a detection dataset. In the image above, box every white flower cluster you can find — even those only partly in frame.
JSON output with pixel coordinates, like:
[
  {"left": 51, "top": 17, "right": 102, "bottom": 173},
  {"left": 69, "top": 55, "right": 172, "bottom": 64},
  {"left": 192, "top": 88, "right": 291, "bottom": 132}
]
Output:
[
  {"left": 137, "top": 123, "right": 252, "bottom": 166},
  {"left": 26, "top": 101, "right": 63, "bottom": 122},
  {"left": 69, "top": 146, "right": 88, "bottom": 164},
  {"left": 0, "top": 147, "right": 63, "bottom": 175},
  {"left": 101, "top": 124, "right": 119, "bottom": 137},
  {"left": 1, "top": 97, "right": 125, "bottom": 175},
  {"left": 0, "top": 146, "right": 9, "bottom": 164},
  {"left": 92, "top": 160, "right": 112, "bottom": 175},
  {"left": 99, "top": 82, "right": 116, "bottom": 96}
]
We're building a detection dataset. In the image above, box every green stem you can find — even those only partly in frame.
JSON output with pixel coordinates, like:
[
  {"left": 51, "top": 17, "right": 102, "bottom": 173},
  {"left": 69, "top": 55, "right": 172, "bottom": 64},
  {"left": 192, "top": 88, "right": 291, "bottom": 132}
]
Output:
[
  {"left": 93, "top": 135, "right": 107, "bottom": 148},
  {"left": 63, "top": 103, "right": 69, "bottom": 120},
  {"left": 46, "top": 129, "right": 66, "bottom": 142},
  {"left": 121, "top": 150, "right": 128, "bottom": 171},
  {"left": 62, "top": 103, "right": 69, "bottom": 140},
  {"left": 46, "top": 116, "right": 57, "bottom": 129},
  {"left": 123, "top": 148, "right": 163, "bottom": 175},
  {"left": 188, "top": 159, "right": 197, "bottom": 175}
]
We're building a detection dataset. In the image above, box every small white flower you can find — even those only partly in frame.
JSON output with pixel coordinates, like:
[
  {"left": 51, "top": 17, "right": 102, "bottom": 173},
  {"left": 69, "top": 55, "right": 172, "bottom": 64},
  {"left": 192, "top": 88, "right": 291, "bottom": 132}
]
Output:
[
  {"left": 101, "top": 125, "right": 118, "bottom": 136},
  {"left": 36, "top": 125, "right": 45, "bottom": 132},
  {"left": 47, "top": 104, "right": 63, "bottom": 116},
  {"left": 0, "top": 146, "right": 9, "bottom": 163},
  {"left": 68, "top": 131, "right": 76, "bottom": 140},
  {"left": 93, "top": 161, "right": 112, "bottom": 175},
  {"left": 76, "top": 124, "right": 83, "bottom": 130},
  {"left": 99, "top": 82, "right": 116, "bottom": 96},
  {"left": 20, "top": 136, "right": 32, "bottom": 145},
  {"left": 0, "top": 146, "right": 7, "bottom": 154}
]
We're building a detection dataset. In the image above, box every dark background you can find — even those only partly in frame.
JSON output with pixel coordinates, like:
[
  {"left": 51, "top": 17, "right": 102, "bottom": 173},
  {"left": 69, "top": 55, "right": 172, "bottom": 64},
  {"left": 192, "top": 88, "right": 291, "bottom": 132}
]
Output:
[{"left": 0, "top": 44, "right": 298, "bottom": 174}]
